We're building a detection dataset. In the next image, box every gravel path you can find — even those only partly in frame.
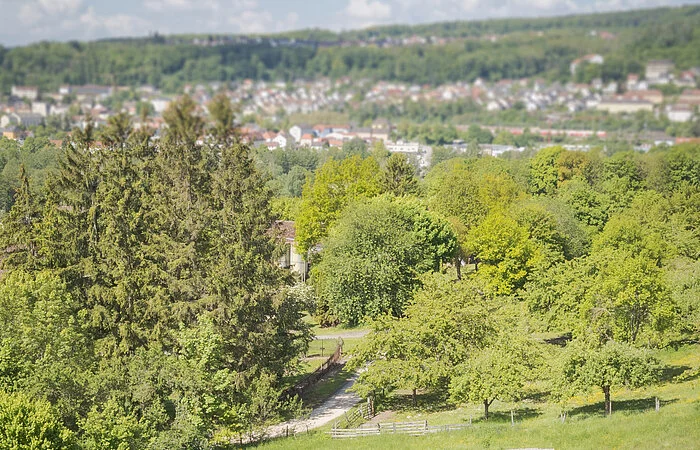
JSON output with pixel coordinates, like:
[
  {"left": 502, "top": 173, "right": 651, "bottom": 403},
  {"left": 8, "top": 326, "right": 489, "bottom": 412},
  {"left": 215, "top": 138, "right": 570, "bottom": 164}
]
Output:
[{"left": 266, "top": 371, "right": 361, "bottom": 438}]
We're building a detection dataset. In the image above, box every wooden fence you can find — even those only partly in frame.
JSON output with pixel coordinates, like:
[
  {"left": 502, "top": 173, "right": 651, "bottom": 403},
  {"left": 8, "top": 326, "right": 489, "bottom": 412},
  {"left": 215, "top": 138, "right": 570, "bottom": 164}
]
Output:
[
  {"left": 328, "top": 420, "right": 471, "bottom": 439},
  {"left": 281, "top": 342, "right": 343, "bottom": 400},
  {"left": 332, "top": 402, "right": 373, "bottom": 430}
]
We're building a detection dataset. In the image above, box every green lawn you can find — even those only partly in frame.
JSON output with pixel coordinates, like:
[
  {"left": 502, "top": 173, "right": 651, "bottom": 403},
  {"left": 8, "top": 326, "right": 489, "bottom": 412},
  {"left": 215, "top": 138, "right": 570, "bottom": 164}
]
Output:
[
  {"left": 302, "top": 313, "right": 370, "bottom": 338},
  {"left": 258, "top": 343, "right": 700, "bottom": 449}
]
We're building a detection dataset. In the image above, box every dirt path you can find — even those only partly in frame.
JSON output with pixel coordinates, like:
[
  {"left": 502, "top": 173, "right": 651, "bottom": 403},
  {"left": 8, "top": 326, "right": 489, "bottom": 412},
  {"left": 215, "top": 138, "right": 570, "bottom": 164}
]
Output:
[{"left": 266, "top": 372, "right": 361, "bottom": 438}]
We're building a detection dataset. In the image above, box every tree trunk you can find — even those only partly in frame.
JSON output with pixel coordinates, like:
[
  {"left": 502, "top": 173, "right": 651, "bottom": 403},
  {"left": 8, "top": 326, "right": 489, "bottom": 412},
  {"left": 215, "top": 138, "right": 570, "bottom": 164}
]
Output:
[
  {"left": 412, "top": 388, "right": 417, "bottom": 407},
  {"left": 455, "top": 256, "right": 462, "bottom": 280},
  {"left": 603, "top": 385, "right": 611, "bottom": 415},
  {"left": 484, "top": 399, "right": 490, "bottom": 420}
]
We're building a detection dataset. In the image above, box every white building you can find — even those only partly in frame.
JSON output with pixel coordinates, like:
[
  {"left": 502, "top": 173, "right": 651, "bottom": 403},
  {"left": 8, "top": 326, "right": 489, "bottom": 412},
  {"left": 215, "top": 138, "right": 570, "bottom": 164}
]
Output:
[
  {"left": 667, "top": 104, "right": 694, "bottom": 123},
  {"left": 289, "top": 124, "right": 313, "bottom": 143},
  {"left": 31, "top": 101, "right": 49, "bottom": 117},
  {"left": 11, "top": 86, "right": 39, "bottom": 101},
  {"left": 646, "top": 60, "right": 675, "bottom": 82}
]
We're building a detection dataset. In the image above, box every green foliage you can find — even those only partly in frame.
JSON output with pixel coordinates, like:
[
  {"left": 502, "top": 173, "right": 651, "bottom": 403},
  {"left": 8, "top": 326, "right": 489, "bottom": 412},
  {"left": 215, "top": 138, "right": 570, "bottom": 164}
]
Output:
[
  {"left": 381, "top": 153, "right": 419, "bottom": 196},
  {"left": 467, "top": 211, "right": 541, "bottom": 295},
  {"left": 312, "top": 196, "right": 457, "bottom": 325},
  {"left": 665, "top": 257, "right": 700, "bottom": 337},
  {"left": 450, "top": 335, "right": 541, "bottom": 418},
  {"left": 585, "top": 249, "right": 673, "bottom": 344},
  {"left": 350, "top": 274, "right": 492, "bottom": 400},
  {"left": 0, "top": 109, "right": 311, "bottom": 446},
  {"left": 528, "top": 146, "right": 564, "bottom": 195},
  {"left": 295, "top": 155, "right": 382, "bottom": 254},
  {"left": 0, "top": 137, "right": 59, "bottom": 215},
  {"left": 558, "top": 340, "right": 659, "bottom": 415},
  {"left": 0, "top": 271, "right": 91, "bottom": 425},
  {"left": 0, "top": 390, "right": 74, "bottom": 450},
  {"left": 4, "top": 6, "right": 700, "bottom": 92}
]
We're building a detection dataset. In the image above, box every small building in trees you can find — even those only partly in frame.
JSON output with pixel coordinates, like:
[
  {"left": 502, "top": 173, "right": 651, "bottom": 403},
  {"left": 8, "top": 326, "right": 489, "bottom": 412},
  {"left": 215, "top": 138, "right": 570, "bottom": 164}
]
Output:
[
  {"left": 570, "top": 54, "right": 604, "bottom": 75},
  {"left": 276, "top": 221, "right": 309, "bottom": 278}
]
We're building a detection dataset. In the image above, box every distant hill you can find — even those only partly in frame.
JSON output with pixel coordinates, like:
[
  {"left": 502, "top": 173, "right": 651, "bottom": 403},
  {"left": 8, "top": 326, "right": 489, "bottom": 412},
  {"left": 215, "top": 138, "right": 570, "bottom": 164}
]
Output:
[{"left": 0, "top": 5, "right": 698, "bottom": 93}]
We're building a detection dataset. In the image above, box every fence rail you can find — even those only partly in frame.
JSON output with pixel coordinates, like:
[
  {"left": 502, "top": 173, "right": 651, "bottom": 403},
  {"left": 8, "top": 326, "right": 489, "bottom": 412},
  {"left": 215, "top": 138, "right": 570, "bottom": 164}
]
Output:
[
  {"left": 281, "top": 342, "right": 343, "bottom": 400},
  {"left": 328, "top": 419, "right": 471, "bottom": 439},
  {"left": 332, "top": 403, "right": 373, "bottom": 430}
]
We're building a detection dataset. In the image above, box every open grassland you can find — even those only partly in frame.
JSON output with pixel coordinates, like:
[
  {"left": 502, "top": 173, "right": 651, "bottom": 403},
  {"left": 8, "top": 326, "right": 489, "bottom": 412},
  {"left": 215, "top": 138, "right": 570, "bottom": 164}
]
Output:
[{"left": 258, "top": 343, "right": 700, "bottom": 449}]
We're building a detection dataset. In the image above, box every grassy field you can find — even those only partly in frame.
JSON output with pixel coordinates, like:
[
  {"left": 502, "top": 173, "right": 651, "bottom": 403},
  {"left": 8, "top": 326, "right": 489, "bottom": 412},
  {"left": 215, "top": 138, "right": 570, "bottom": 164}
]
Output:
[
  {"left": 258, "top": 343, "right": 700, "bottom": 449},
  {"left": 302, "top": 313, "right": 370, "bottom": 338}
]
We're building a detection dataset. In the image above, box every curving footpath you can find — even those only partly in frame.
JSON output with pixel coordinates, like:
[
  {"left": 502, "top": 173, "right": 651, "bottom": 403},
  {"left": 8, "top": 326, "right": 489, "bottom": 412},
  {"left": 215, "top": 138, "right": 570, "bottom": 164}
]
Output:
[{"left": 266, "top": 371, "right": 360, "bottom": 439}]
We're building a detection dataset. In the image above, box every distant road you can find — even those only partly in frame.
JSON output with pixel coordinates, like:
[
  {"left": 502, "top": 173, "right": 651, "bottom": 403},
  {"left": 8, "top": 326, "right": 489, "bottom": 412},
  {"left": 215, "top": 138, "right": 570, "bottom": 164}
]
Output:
[{"left": 313, "top": 330, "right": 370, "bottom": 340}]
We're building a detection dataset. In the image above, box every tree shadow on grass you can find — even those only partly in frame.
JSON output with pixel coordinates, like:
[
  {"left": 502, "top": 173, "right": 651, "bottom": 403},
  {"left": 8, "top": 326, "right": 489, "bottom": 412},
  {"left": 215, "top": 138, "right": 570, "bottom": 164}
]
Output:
[
  {"left": 569, "top": 397, "right": 678, "bottom": 419},
  {"left": 660, "top": 365, "right": 693, "bottom": 383},
  {"left": 377, "top": 390, "right": 455, "bottom": 414},
  {"left": 524, "top": 389, "right": 552, "bottom": 403},
  {"left": 471, "top": 407, "right": 543, "bottom": 424}
]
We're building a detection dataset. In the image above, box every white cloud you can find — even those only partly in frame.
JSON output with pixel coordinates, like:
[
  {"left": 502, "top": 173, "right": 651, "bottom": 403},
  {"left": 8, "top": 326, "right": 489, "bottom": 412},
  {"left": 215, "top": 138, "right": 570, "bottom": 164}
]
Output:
[
  {"left": 144, "top": 0, "right": 257, "bottom": 12},
  {"left": 78, "top": 6, "right": 152, "bottom": 37},
  {"left": 228, "top": 9, "right": 299, "bottom": 34},
  {"left": 19, "top": 0, "right": 84, "bottom": 25},
  {"left": 39, "top": 0, "right": 84, "bottom": 14},
  {"left": 144, "top": 0, "right": 224, "bottom": 12},
  {"left": 345, "top": 0, "right": 392, "bottom": 20}
]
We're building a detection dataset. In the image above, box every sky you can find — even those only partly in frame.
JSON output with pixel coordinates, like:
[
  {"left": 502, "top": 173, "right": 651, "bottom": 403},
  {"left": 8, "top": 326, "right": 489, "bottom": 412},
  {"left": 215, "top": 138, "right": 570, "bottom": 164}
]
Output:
[{"left": 0, "top": 0, "right": 697, "bottom": 47}]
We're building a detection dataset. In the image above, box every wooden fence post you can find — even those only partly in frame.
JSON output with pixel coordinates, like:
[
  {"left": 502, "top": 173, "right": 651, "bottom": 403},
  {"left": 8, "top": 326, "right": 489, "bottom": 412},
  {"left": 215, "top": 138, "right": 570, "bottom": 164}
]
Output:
[{"left": 655, "top": 397, "right": 660, "bottom": 412}]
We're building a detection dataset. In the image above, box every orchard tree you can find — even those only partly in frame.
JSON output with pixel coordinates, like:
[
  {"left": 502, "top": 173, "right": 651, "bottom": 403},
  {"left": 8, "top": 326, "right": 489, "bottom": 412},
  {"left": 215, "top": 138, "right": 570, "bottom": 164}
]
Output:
[
  {"left": 560, "top": 340, "right": 659, "bottom": 415},
  {"left": 586, "top": 249, "right": 673, "bottom": 344},
  {"left": 425, "top": 157, "right": 522, "bottom": 274},
  {"left": 450, "top": 335, "right": 540, "bottom": 419},
  {"left": 351, "top": 274, "right": 493, "bottom": 405}
]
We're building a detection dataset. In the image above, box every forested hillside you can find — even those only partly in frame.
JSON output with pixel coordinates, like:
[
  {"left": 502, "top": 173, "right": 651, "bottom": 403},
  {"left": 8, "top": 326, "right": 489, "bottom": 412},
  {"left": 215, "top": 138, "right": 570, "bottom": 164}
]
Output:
[{"left": 1, "top": 6, "right": 698, "bottom": 93}]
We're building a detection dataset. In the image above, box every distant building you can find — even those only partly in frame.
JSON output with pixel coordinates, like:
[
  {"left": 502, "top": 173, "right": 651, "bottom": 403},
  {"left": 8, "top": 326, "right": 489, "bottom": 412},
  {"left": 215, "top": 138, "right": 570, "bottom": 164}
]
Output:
[
  {"left": 11, "top": 86, "right": 39, "bottom": 101},
  {"left": 272, "top": 132, "right": 290, "bottom": 148},
  {"left": 150, "top": 98, "right": 170, "bottom": 114},
  {"left": 31, "top": 101, "right": 49, "bottom": 117},
  {"left": 276, "top": 221, "right": 308, "bottom": 277},
  {"left": 289, "top": 124, "right": 314, "bottom": 143},
  {"left": 646, "top": 60, "right": 675, "bottom": 82},
  {"left": 0, "top": 126, "right": 21, "bottom": 140},
  {"left": 70, "top": 85, "right": 114, "bottom": 102},
  {"left": 667, "top": 104, "right": 694, "bottom": 123},
  {"left": 597, "top": 97, "right": 654, "bottom": 114},
  {"left": 1, "top": 112, "right": 43, "bottom": 128},
  {"left": 678, "top": 89, "right": 700, "bottom": 105},
  {"left": 625, "top": 89, "right": 664, "bottom": 104}
]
